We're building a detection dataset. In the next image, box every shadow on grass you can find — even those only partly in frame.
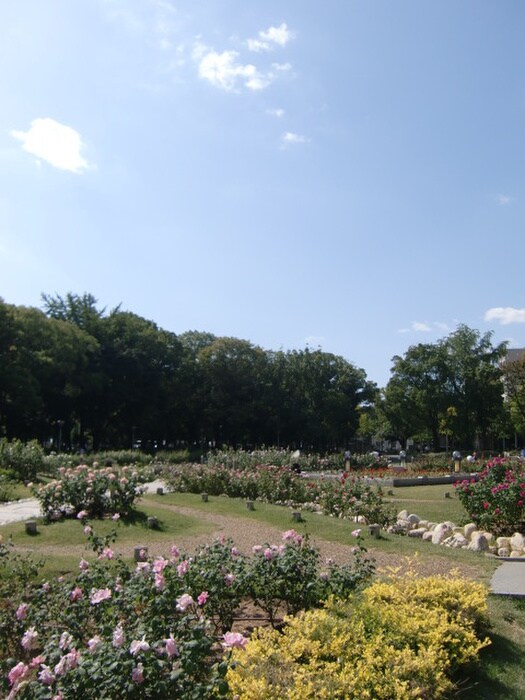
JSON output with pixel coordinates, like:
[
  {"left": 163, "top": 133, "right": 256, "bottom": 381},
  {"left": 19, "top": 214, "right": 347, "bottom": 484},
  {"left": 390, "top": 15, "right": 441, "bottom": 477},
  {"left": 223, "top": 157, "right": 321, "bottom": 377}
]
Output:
[
  {"left": 121, "top": 509, "right": 166, "bottom": 532},
  {"left": 455, "top": 630, "right": 524, "bottom": 699}
]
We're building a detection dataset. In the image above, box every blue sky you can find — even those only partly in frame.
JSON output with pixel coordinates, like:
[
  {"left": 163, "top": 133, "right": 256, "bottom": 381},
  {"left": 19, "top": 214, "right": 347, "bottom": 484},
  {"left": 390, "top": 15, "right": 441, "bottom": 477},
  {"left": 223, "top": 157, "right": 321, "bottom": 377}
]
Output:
[{"left": 1, "top": 0, "right": 524, "bottom": 388}]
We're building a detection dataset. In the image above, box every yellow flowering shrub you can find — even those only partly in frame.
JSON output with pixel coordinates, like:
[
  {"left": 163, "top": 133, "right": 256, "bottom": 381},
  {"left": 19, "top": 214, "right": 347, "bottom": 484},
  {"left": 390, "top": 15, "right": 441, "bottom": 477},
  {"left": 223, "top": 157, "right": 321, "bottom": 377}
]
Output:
[{"left": 226, "top": 575, "right": 490, "bottom": 699}]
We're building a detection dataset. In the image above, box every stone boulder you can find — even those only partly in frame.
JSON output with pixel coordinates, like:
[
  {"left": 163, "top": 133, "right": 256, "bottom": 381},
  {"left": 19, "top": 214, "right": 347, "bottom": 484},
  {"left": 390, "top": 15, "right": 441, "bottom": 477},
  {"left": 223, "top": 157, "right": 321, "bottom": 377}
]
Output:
[
  {"left": 467, "top": 532, "right": 489, "bottom": 552},
  {"left": 432, "top": 523, "right": 453, "bottom": 545}
]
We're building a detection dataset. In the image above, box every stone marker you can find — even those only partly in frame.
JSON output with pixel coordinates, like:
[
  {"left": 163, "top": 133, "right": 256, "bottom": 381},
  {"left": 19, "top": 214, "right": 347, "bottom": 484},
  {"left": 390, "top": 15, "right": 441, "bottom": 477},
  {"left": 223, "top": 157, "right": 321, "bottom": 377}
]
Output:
[{"left": 25, "top": 520, "right": 38, "bottom": 535}]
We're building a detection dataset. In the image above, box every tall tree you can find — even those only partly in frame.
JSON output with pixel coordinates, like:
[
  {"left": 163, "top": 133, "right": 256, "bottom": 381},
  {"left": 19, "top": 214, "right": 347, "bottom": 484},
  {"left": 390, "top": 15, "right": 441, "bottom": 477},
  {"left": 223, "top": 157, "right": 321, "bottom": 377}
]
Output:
[{"left": 384, "top": 325, "right": 507, "bottom": 449}]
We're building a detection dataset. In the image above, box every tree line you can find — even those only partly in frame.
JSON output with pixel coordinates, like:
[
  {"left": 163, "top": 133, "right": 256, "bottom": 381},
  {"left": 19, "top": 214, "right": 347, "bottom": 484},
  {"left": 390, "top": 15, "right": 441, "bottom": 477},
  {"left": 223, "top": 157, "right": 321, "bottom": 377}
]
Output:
[{"left": 1, "top": 293, "right": 522, "bottom": 452}]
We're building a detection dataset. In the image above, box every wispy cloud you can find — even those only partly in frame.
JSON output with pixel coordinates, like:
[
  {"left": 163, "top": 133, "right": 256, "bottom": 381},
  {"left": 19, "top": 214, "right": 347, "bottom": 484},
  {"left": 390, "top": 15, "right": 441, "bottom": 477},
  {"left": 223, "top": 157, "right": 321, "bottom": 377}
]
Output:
[
  {"left": 11, "top": 118, "right": 90, "bottom": 173},
  {"left": 247, "top": 23, "right": 294, "bottom": 52},
  {"left": 267, "top": 108, "right": 284, "bottom": 117},
  {"left": 497, "top": 193, "right": 513, "bottom": 206},
  {"left": 484, "top": 307, "right": 525, "bottom": 325},
  {"left": 281, "top": 131, "right": 309, "bottom": 146},
  {"left": 398, "top": 321, "right": 451, "bottom": 334}
]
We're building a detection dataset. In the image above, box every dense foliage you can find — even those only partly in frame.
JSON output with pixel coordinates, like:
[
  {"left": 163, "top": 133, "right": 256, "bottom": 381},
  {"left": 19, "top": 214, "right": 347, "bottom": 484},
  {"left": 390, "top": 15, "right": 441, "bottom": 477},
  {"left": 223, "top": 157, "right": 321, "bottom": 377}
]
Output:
[
  {"left": 0, "top": 295, "right": 374, "bottom": 451},
  {"left": 455, "top": 457, "right": 525, "bottom": 535},
  {"left": 227, "top": 575, "right": 490, "bottom": 699},
  {"left": 382, "top": 325, "right": 508, "bottom": 451}
]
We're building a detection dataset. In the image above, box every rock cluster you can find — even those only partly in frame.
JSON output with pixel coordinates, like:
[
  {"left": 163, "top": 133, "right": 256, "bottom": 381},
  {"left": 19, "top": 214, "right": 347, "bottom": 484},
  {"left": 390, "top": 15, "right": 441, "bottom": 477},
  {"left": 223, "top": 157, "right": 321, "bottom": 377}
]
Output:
[{"left": 388, "top": 510, "right": 525, "bottom": 558}]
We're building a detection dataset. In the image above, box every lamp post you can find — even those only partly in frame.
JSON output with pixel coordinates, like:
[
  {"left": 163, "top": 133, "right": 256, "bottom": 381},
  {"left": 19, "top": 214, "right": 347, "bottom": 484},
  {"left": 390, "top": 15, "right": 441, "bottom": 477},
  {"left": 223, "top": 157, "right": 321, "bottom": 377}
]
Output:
[{"left": 57, "top": 420, "right": 64, "bottom": 453}]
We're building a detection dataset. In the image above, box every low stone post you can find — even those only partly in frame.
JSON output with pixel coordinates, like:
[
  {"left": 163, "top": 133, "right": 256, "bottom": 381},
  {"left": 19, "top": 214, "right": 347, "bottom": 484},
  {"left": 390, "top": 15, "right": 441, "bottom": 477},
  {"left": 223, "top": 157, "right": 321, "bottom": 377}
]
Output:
[
  {"left": 134, "top": 546, "right": 148, "bottom": 562},
  {"left": 246, "top": 500, "right": 255, "bottom": 511},
  {"left": 147, "top": 516, "right": 158, "bottom": 529},
  {"left": 202, "top": 493, "right": 209, "bottom": 502},
  {"left": 25, "top": 520, "right": 38, "bottom": 535},
  {"left": 292, "top": 511, "right": 302, "bottom": 522},
  {"left": 368, "top": 523, "right": 381, "bottom": 539},
  {"left": 156, "top": 487, "right": 164, "bottom": 496}
]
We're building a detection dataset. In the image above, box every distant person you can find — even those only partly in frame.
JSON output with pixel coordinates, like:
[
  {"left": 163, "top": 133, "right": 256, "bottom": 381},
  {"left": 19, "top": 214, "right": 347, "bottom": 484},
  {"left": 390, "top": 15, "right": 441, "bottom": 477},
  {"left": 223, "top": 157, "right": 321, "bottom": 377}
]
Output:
[{"left": 343, "top": 450, "right": 351, "bottom": 469}]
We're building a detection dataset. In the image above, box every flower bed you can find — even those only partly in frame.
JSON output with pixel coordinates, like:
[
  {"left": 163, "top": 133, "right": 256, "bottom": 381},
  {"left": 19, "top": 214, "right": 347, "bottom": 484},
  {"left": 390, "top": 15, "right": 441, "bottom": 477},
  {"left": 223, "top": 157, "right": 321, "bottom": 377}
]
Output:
[
  {"left": 162, "top": 463, "right": 396, "bottom": 527},
  {"left": 1, "top": 524, "right": 373, "bottom": 698}
]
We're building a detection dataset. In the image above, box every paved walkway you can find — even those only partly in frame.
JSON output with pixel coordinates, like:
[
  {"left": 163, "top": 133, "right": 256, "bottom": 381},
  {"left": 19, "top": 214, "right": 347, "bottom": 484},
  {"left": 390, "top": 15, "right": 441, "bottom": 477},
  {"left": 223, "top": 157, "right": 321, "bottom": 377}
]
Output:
[
  {"left": 1, "top": 487, "right": 525, "bottom": 596},
  {"left": 490, "top": 560, "right": 525, "bottom": 597}
]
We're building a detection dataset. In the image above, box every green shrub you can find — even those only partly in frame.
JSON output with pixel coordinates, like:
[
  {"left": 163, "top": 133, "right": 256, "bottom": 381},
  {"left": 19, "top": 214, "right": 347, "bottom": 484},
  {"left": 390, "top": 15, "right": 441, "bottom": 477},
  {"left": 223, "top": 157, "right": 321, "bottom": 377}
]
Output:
[{"left": 0, "top": 438, "right": 44, "bottom": 482}]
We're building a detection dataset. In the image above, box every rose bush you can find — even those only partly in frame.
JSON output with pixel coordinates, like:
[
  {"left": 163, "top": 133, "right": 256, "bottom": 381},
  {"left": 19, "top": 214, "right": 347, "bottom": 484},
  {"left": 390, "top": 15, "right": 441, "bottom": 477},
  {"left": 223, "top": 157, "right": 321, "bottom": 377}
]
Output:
[
  {"left": 32, "top": 464, "right": 151, "bottom": 520},
  {"left": 455, "top": 458, "right": 525, "bottom": 535}
]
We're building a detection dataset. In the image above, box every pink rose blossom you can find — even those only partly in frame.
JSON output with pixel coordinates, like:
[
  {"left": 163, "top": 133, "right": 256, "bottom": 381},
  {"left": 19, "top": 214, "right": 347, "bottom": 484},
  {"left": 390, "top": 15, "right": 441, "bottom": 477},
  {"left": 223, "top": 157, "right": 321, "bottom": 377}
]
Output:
[
  {"left": 263, "top": 548, "right": 274, "bottom": 560},
  {"left": 153, "top": 557, "right": 168, "bottom": 574},
  {"left": 56, "top": 649, "right": 80, "bottom": 675},
  {"left": 77, "top": 510, "right": 88, "bottom": 520},
  {"left": 112, "top": 512, "right": 120, "bottom": 520},
  {"left": 177, "top": 560, "right": 189, "bottom": 577},
  {"left": 30, "top": 655, "right": 46, "bottom": 668},
  {"left": 164, "top": 634, "right": 179, "bottom": 658},
  {"left": 252, "top": 545, "right": 262, "bottom": 554},
  {"left": 8, "top": 662, "right": 28, "bottom": 687},
  {"left": 197, "top": 591, "right": 209, "bottom": 606},
  {"left": 175, "top": 593, "right": 194, "bottom": 612},
  {"left": 21, "top": 626, "right": 39, "bottom": 650},
  {"left": 16, "top": 603, "right": 29, "bottom": 620},
  {"left": 83, "top": 525, "right": 92, "bottom": 535},
  {"left": 154, "top": 573, "right": 165, "bottom": 590},
  {"left": 88, "top": 635, "right": 102, "bottom": 653},
  {"left": 79, "top": 558, "right": 90, "bottom": 571},
  {"left": 351, "top": 529, "right": 362, "bottom": 538},
  {"left": 224, "top": 573, "right": 235, "bottom": 586},
  {"left": 99, "top": 547, "right": 114, "bottom": 560},
  {"left": 222, "top": 632, "right": 248, "bottom": 649},
  {"left": 130, "top": 637, "right": 150, "bottom": 655},
  {"left": 170, "top": 545, "right": 180, "bottom": 558},
  {"left": 113, "top": 624, "right": 125, "bottom": 648},
  {"left": 231, "top": 547, "right": 241, "bottom": 556},
  {"left": 90, "top": 587, "right": 112, "bottom": 605},
  {"left": 59, "top": 632, "right": 73, "bottom": 651},
  {"left": 70, "top": 586, "right": 83, "bottom": 602},
  {"left": 38, "top": 665, "right": 55, "bottom": 685},
  {"left": 132, "top": 663, "right": 144, "bottom": 684}
]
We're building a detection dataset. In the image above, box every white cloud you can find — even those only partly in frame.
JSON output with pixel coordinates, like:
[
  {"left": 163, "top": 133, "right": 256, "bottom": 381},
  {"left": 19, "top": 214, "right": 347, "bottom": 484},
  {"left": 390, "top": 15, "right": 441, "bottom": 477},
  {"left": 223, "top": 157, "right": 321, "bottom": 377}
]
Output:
[
  {"left": 497, "top": 193, "right": 513, "bottom": 205},
  {"left": 247, "top": 23, "right": 293, "bottom": 52},
  {"left": 484, "top": 307, "right": 525, "bottom": 325},
  {"left": 196, "top": 48, "right": 268, "bottom": 91},
  {"left": 412, "top": 321, "right": 432, "bottom": 332},
  {"left": 11, "top": 118, "right": 90, "bottom": 173},
  {"left": 267, "top": 108, "right": 285, "bottom": 117},
  {"left": 281, "top": 131, "right": 309, "bottom": 145},
  {"left": 398, "top": 321, "right": 434, "bottom": 334}
]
